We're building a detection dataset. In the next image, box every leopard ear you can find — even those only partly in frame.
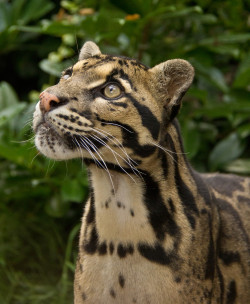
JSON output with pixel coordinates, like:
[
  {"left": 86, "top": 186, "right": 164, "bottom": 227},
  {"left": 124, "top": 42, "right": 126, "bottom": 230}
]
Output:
[
  {"left": 150, "top": 59, "right": 194, "bottom": 120},
  {"left": 79, "top": 41, "right": 101, "bottom": 60}
]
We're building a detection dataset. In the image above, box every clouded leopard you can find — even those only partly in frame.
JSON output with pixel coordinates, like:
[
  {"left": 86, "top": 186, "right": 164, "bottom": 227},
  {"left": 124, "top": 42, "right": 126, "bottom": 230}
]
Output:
[{"left": 33, "top": 41, "right": 250, "bottom": 304}]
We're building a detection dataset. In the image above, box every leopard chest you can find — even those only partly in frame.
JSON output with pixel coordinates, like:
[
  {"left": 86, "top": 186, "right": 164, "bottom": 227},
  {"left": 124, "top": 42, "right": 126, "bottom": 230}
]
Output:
[
  {"left": 76, "top": 249, "right": 182, "bottom": 304},
  {"left": 74, "top": 168, "right": 217, "bottom": 304}
]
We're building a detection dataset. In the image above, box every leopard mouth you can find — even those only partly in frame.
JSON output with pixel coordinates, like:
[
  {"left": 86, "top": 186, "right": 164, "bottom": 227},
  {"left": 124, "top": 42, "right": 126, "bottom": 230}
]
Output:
[{"left": 33, "top": 116, "right": 52, "bottom": 133}]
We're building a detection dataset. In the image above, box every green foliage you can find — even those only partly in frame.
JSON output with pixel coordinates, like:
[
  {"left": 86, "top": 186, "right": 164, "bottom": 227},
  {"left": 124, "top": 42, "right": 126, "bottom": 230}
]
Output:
[{"left": 0, "top": 0, "right": 249, "bottom": 302}]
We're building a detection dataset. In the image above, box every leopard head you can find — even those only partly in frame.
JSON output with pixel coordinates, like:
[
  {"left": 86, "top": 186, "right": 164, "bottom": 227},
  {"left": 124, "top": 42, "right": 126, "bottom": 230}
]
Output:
[{"left": 33, "top": 41, "right": 194, "bottom": 169}]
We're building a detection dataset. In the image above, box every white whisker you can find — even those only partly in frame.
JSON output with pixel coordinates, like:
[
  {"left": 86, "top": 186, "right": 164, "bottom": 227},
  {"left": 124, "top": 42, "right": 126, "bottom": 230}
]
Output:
[
  {"left": 72, "top": 137, "right": 85, "bottom": 171},
  {"left": 77, "top": 136, "right": 115, "bottom": 190},
  {"left": 99, "top": 121, "right": 133, "bottom": 133},
  {"left": 89, "top": 134, "right": 139, "bottom": 183},
  {"left": 90, "top": 134, "right": 142, "bottom": 181},
  {"left": 92, "top": 127, "right": 138, "bottom": 166}
]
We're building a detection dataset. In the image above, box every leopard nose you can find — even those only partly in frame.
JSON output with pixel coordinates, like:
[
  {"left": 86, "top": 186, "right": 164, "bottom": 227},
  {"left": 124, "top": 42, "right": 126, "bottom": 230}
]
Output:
[{"left": 39, "top": 91, "right": 60, "bottom": 113}]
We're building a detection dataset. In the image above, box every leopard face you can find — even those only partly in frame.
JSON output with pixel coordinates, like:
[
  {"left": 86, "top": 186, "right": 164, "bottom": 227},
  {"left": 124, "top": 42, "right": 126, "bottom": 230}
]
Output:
[{"left": 33, "top": 42, "right": 194, "bottom": 169}]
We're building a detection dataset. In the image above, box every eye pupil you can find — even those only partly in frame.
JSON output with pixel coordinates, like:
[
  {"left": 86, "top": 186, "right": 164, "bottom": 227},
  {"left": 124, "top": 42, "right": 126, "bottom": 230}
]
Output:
[{"left": 104, "top": 84, "right": 121, "bottom": 99}]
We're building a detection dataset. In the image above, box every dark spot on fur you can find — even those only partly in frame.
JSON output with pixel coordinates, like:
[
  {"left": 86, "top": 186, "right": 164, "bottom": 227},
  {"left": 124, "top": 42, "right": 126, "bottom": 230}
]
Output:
[
  {"left": 109, "top": 242, "right": 114, "bottom": 255},
  {"left": 143, "top": 173, "right": 180, "bottom": 240},
  {"left": 169, "top": 104, "right": 181, "bottom": 121},
  {"left": 117, "top": 243, "right": 134, "bottom": 258},
  {"left": 168, "top": 198, "right": 175, "bottom": 213},
  {"left": 138, "top": 242, "right": 179, "bottom": 268},
  {"left": 175, "top": 277, "right": 181, "bottom": 283},
  {"left": 82, "top": 292, "right": 87, "bottom": 301},
  {"left": 219, "top": 251, "right": 241, "bottom": 266},
  {"left": 205, "top": 175, "right": 244, "bottom": 197},
  {"left": 98, "top": 242, "right": 107, "bottom": 255},
  {"left": 237, "top": 195, "right": 250, "bottom": 204},
  {"left": 130, "top": 209, "right": 134, "bottom": 217},
  {"left": 201, "top": 209, "right": 208, "bottom": 214},
  {"left": 118, "top": 274, "right": 125, "bottom": 288},
  {"left": 110, "top": 288, "right": 116, "bottom": 298},
  {"left": 83, "top": 226, "right": 98, "bottom": 254}
]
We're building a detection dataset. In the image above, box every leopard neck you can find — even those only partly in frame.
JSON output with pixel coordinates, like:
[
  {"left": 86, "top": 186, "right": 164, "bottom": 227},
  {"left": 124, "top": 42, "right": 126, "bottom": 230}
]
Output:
[{"left": 84, "top": 119, "right": 215, "bottom": 250}]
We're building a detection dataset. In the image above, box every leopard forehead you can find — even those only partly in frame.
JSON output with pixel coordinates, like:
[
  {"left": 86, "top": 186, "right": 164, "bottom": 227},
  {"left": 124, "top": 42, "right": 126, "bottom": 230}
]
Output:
[
  {"left": 70, "top": 54, "right": 149, "bottom": 87},
  {"left": 73, "top": 54, "right": 149, "bottom": 72}
]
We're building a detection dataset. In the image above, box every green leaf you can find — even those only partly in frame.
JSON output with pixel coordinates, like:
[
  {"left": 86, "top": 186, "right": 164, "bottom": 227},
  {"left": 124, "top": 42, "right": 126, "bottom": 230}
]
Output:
[
  {"left": 209, "top": 133, "right": 244, "bottom": 170},
  {"left": 10, "top": 0, "right": 27, "bottom": 24},
  {"left": 223, "top": 159, "right": 250, "bottom": 175},
  {"left": 237, "top": 123, "right": 250, "bottom": 138},
  {"left": 45, "top": 195, "right": 69, "bottom": 217},
  {"left": 39, "top": 59, "right": 73, "bottom": 77},
  {"left": 200, "top": 33, "right": 250, "bottom": 45},
  {"left": 191, "top": 60, "right": 229, "bottom": 93},
  {"left": 233, "top": 54, "right": 250, "bottom": 88},
  {"left": 0, "top": 82, "right": 19, "bottom": 108},
  {"left": 205, "top": 45, "right": 240, "bottom": 58},
  {"left": 61, "top": 179, "right": 86, "bottom": 203},
  {"left": 0, "top": 103, "right": 26, "bottom": 127},
  {"left": 182, "top": 120, "right": 201, "bottom": 158},
  {"left": 18, "top": 0, "right": 54, "bottom": 25},
  {"left": 0, "top": 142, "right": 39, "bottom": 169},
  {"left": 41, "top": 20, "right": 80, "bottom": 36},
  {"left": 0, "top": 2, "right": 10, "bottom": 31},
  {"left": 110, "top": 0, "right": 153, "bottom": 15}
]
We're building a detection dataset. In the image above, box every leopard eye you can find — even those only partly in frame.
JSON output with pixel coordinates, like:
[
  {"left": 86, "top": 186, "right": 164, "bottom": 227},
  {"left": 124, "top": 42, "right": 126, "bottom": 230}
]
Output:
[
  {"left": 62, "top": 74, "right": 70, "bottom": 80},
  {"left": 103, "top": 84, "right": 121, "bottom": 99},
  {"left": 62, "top": 68, "right": 73, "bottom": 80}
]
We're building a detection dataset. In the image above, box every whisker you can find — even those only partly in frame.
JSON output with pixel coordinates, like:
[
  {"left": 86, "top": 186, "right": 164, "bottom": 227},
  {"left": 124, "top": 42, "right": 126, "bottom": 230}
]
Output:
[
  {"left": 72, "top": 137, "right": 85, "bottom": 171},
  {"left": 98, "top": 121, "right": 133, "bottom": 133},
  {"left": 30, "top": 151, "right": 40, "bottom": 166},
  {"left": 90, "top": 134, "right": 142, "bottom": 180},
  {"left": 152, "top": 141, "right": 188, "bottom": 156},
  {"left": 73, "top": 136, "right": 100, "bottom": 170},
  {"left": 150, "top": 141, "right": 187, "bottom": 168},
  {"left": 89, "top": 134, "right": 139, "bottom": 183},
  {"left": 11, "top": 136, "right": 35, "bottom": 144},
  {"left": 92, "top": 127, "right": 138, "bottom": 166},
  {"left": 78, "top": 136, "right": 115, "bottom": 190}
]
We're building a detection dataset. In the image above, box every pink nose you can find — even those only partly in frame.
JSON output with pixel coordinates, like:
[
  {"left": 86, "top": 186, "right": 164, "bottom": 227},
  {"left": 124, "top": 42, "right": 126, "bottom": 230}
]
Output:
[{"left": 39, "top": 91, "right": 60, "bottom": 113}]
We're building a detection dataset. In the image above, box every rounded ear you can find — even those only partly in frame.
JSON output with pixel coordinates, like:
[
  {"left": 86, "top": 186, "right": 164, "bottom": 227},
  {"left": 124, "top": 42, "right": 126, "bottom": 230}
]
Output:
[
  {"left": 150, "top": 59, "right": 194, "bottom": 120},
  {"left": 79, "top": 41, "right": 101, "bottom": 60}
]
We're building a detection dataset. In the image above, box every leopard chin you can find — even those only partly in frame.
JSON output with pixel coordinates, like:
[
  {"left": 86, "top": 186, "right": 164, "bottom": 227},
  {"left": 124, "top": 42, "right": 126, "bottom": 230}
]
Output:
[{"left": 34, "top": 126, "right": 75, "bottom": 161}]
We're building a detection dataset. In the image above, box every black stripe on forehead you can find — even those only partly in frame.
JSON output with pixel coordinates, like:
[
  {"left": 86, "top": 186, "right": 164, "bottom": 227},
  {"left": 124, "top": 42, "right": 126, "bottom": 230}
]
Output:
[
  {"left": 79, "top": 54, "right": 148, "bottom": 73},
  {"left": 79, "top": 55, "right": 117, "bottom": 72}
]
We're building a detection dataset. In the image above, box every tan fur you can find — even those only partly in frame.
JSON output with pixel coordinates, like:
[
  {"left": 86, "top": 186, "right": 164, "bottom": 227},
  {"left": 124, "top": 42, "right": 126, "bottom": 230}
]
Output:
[{"left": 33, "top": 42, "right": 250, "bottom": 303}]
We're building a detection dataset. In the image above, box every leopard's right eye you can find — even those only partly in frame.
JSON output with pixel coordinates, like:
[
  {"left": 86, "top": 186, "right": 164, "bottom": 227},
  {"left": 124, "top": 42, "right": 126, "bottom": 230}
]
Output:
[{"left": 103, "top": 83, "right": 122, "bottom": 99}]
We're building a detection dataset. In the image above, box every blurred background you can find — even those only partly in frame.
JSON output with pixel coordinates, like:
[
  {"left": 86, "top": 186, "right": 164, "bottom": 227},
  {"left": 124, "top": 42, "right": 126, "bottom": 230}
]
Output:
[{"left": 0, "top": 0, "right": 249, "bottom": 303}]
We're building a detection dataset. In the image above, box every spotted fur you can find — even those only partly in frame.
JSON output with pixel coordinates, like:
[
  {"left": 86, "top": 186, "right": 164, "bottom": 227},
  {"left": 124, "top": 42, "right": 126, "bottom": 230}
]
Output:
[{"left": 33, "top": 42, "right": 250, "bottom": 303}]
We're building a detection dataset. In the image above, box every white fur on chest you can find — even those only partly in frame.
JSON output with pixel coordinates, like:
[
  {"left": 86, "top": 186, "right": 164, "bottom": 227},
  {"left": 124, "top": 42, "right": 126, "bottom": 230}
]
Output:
[{"left": 90, "top": 168, "right": 156, "bottom": 243}]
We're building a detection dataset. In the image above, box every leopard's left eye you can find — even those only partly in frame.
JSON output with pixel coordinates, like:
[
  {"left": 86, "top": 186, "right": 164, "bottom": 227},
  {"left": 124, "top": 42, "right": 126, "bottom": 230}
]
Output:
[
  {"left": 103, "top": 84, "right": 122, "bottom": 99},
  {"left": 62, "top": 67, "right": 73, "bottom": 80},
  {"left": 62, "top": 74, "right": 70, "bottom": 80}
]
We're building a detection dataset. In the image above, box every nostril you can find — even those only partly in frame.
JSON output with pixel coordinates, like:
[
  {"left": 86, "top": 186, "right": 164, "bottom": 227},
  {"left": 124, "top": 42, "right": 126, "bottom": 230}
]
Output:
[
  {"left": 50, "top": 99, "right": 60, "bottom": 109},
  {"left": 39, "top": 92, "right": 61, "bottom": 113}
]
